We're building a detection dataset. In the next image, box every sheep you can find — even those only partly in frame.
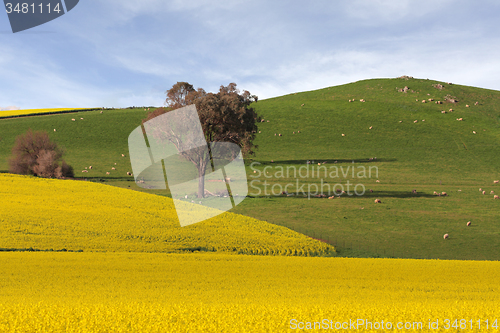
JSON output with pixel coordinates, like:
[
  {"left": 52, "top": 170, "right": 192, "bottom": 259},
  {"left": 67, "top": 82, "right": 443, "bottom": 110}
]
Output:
[
  {"left": 494, "top": 180, "right": 499, "bottom": 184},
  {"left": 443, "top": 234, "right": 449, "bottom": 240},
  {"left": 80, "top": 118, "right": 83, "bottom": 120},
  {"left": 54, "top": 129, "right": 56, "bottom": 132},
  {"left": 399, "top": 120, "right": 402, "bottom": 123},
  {"left": 71, "top": 119, "right": 75, "bottom": 121},
  {"left": 328, "top": 196, "right": 335, "bottom": 199},
  {"left": 342, "top": 133, "right": 345, "bottom": 137},
  {"left": 369, "top": 126, "right": 373, "bottom": 129},
  {"left": 449, "top": 109, "right": 453, "bottom": 112},
  {"left": 82, "top": 170, "right": 88, "bottom": 173},
  {"left": 479, "top": 188, "right": 483, "bottom": 191},
  {"left": 433, "top": 191, "right": 438, "bottom": 195},
  {"left": 422, "top": 100, "right": 426, "bottom": 103},
  {"left": 474, "top": 101, "right": 479, "bottom": 105},
  {"left": 298, "top": 131, "right": 301, "bottom": 133},
  {"left": 428, "top": 98, "right": 434, "bottom": 101},
  {"left": 127, "top": 172, "right": 132, "bottom": 176},
  {"left": 360, "top": 99, "right": 365, "bottom": 102},
  {"left": 422, "top": 119, "right": 425, "bottom": 122},
  {"left": 412, "top": 189, "right": 417, "bottom": 194},
  {"left": 274, "top": 133, "right": 277, "bottom": 136},
  {"left": 349, "top": 99, "right": 352, "bottom": 102},
  {"left": 261, "top": 119, "right": 265, "bottom": 122},
  {"left": 457, "top": 118, "right": 463, "bottom": 121},
  {"left": 369, "top": 189, "right": 373, "bottom": 193},
  {"left": 473, "top": 131, "right": 476, "bottom": 134},
  {"left": 376, "top": 180, "right": 380, "bottom": 183},
  {"left": 494, "top": 195, "right": 499, "bottom": 199},
  {"left": 279, "top": 133, "right": 282, "bottom": 136},
  {"left": 293, "top": 131, "right": 295, "bottom": 134},
  {"left": 267, "top": 120, "right": 269, "bottom": 122},
  {"left": 374, "top": 199, "right": 381, "bottom": 203},
  {"left": 467, "top": 221, "right": 471, "bottom": 226},
  {"left": 441, "top": 110, "right": 446, "bottom": 114},
  {"left": 415, "top": 99, "right": 418, "bottom": 102},
  {"left": 114, "top": 163, "right": 117, "bottom": 165},
  {"left": 466, "top": 105, "right": 470, "bottom": 107},
  {"left": 89, "top": 166, "right": 92, "bottom": 169},
  {"left": 318, "top": 163, "right": 321, "bottom": 166},
  {"left": 414, "top": 120, "right": 418, "bottom": 123},
  {"left": 106, "top": 172, "right": 110, "bottom": 175},
  {"left": 482, "top": 191, "right": 486, "bottom": 195},
  {"left": 111, "top": 167, "right": 116, "bottom": 170},
  {"left": 100, "top": 111, "right": 103, "bottom": 114},
  {"left": 121, "top": 154, "right": 125, "bottom": 157},
  {"left": 259, "top": 131, "right": 261, "bottom": 133},
  {"left": 441, "top": 192, "right": 447, "bottom": 196},
  {"left": 85, "top": 167, "right": 87, "bottom": 169},
  {"left": 301, "top": 104, "right": 304, "bottom": 106},
  {"left": 491, "top": 191, "right": 495, "bottom": 194}
]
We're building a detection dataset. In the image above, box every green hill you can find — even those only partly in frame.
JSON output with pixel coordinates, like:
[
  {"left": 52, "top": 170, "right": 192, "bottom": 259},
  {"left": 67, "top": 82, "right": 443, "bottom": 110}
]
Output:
[{"left": 0, "top": 77, "right": 499, "bottom": 260}]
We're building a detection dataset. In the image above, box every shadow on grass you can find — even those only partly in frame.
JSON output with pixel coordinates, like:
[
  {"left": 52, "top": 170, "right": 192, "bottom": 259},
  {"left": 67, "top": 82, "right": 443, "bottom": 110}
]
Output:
[
  {"left": 247, "top": 190, "right": 437, "bottom": 199},
  {"left": 246, "top": 158, "right": 397, "bottom": 165}
]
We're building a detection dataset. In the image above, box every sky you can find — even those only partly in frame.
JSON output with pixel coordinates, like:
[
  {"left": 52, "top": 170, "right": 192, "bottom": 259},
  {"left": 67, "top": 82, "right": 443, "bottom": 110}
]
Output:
[{"left": 1, "top": 0, "right": 500, "bottom": 110}]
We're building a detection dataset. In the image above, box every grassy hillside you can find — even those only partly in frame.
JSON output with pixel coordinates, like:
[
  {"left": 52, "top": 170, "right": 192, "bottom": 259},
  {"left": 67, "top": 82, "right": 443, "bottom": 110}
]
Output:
[
  {"left": 0, "top": 77, "right": 499, "bottom": 260},
  {"left": 0, "top": 173, "right": 333, "bottom": 255}
]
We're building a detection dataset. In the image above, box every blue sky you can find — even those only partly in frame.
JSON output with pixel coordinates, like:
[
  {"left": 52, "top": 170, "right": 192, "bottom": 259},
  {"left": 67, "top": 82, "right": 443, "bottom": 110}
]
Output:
[{"left": 1, "top": 0, "right": 500, "bottom": 110}]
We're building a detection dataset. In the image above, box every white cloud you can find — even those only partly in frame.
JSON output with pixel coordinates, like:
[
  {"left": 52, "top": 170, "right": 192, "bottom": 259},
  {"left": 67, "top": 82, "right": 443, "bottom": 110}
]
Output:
[{"left": 0, "top": 106, "right": 20, "bottom": 111}]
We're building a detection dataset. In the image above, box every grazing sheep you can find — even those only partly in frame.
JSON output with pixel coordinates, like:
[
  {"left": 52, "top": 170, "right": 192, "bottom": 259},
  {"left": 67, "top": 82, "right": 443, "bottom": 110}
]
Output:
[
  {"left": 494, "top": 195, "right": 499, "bottom": 199},
  {"left": 412, "top": 189, "right": 417, "bottom": 194},
  {"left": 298, "top": 131, "right": 300, "bottom": 133},
  {"left": 467, "top": 221, "right": 471, "bottom": 226},
  {"left": 267, "top": 120, "right": 269, "bottom": 122},
  {"left": 274, "top": 133, "right": 277, "bottom": 136},
  {"left": 111, "top": 167, "right": 116, "bottom": 170},
  {"left": 376, "top": 180, "right": 380, "bottom": 183},
  {"left": 122, "top": 154, "right": 125, "bottom": 157},
  {"left": 443, "top": 234, "right": 449, "bottom": 239},
  {"left": 414, "top": 120, "right": 418, "bottom": 123},
  {"left": 82, "top": 170, "right": 88, "bottom": 173},
  {"left": 479, "top": 188, "right": 483, "bottom": 191},
  {"left": 342, "top": 133, "right": 345, "bottom": 136},
  {"left": 349, "top": 99, "right": 352, "bottom": 102},
  {"left": 301, "top": 104, "right": 304, "bottom": 106},
  {"left": 369, "top": 189, "right": 373, "bottom": 193},
  {"left": 422, "top": 119, "right": 425, "bottom": 122},
  {"left": 71, "top": 119, "right": 75, "bottom": 121},
  {"left": 278, "top": 133, "right": 282, "bottom": 136},
  {"left": 53, "top": 129, "right": 56, "bottom": 131},
  {"left": 441, "top": 110, "right": 446, "bottom": 114},
  {"left": 415, "top": 99, "right": 418, "bottom": 102},
  {"left": 369, "top": 126, "right": 373, "bottom": 129},
  {"left": 491, "top": 191, "right": 495, "bottom": 194},
  {"left": 318, "top": 163, "right": 321, "bottom": 165},
  {"left": 422, "top": 100, "right": 426, "bottom": 103},
  {"left": 428, "top": 98, "right": 434, "bottom": 101},
  {"left": 271, "top": 160, "right": 274, "bottom": 163},
  {"left": 466, "top": 105, "right": 470, "bottom": 107},
  {"left": 100, "top": 111, "right": 103, "bottom": 114},
  {"left": 474, "top": 101, "right": 479, "bottom": 105},
  {"left": 360, "top": 99, "right": 365, "bottom": 102},
  {"left": 441, "top": 192, "right": 447, "bottom": 196},
  {"left": 127, "top": 172, "right": 132, "bottom": 176},
  {"left": 482, "top": 191, "right": 486, "bottom": 195},
  {"left": 328, "top": 196, "right": 335, "bottom": 199},
  {"left": 293, "top": 131, "right": 295, "bottom": 134},
  {"left": 494, "top": 180, "right": 499, "bottom": 184},
  {"left": 473, "top": 131, "right": 476, "bottom": 134},
  {"left": 106, "top": 172, "right": 110, "bottom": 175},
  {"left": 374, "top": 199, "right": 381, "bottom": 203},
  {"left": 80, "top": 118, "right": 83, "bottom": 120},
  {"left": 89, "top": 166, "right": 92, "bottom": 169},
  {"left": 399, "top": 120, "right": 402, "bottom": 123},
  {"left": 457, "top": 118, "right": 463, "bottom": 121},
  {"left": 433, "top": 191, "right": 438, "bottom": 195}
]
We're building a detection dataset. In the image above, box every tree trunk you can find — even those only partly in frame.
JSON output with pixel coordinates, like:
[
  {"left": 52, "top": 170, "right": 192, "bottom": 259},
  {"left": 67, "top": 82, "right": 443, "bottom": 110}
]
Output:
[
  {"left": 197, "top": 157, "right": 208, "bottom": 198},
  {"left": 197, "top": 168, "right": 205, "bottom": 198}
]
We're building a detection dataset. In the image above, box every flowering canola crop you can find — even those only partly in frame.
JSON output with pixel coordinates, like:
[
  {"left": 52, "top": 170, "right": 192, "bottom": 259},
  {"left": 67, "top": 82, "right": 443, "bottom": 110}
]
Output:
[
  {"left": 0, "top": 252, "right": 498, "bottom": 332},
  {"left": 0, "top": 173, "right": 333, "bottom": 255}
]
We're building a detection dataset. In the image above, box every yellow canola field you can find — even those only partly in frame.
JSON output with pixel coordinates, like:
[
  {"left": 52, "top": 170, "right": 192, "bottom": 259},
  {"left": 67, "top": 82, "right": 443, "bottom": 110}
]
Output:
[
  {"left": 0, "top": 108, "right": 88, "bottom": 118},
  {"left": 0, "top": 252, "right": 499, "bottom": 332},
  {"left": 0, "top": 173, "right": 333, "bottom": 255}
]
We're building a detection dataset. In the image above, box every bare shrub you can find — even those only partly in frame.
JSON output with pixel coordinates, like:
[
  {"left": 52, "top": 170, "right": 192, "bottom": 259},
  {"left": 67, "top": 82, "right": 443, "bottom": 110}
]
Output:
[{"left": 8, "top": 129, "right": 74, "bottom": 178}]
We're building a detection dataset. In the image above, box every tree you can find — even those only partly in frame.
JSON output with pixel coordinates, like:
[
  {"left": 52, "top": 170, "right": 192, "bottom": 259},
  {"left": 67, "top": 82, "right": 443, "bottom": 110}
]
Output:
[
  {"left": 8, "top": 129, "right": 74, "bottom": 178},
  {"left": 143, "top": 82, "right": 259, "bottom": 198}
]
